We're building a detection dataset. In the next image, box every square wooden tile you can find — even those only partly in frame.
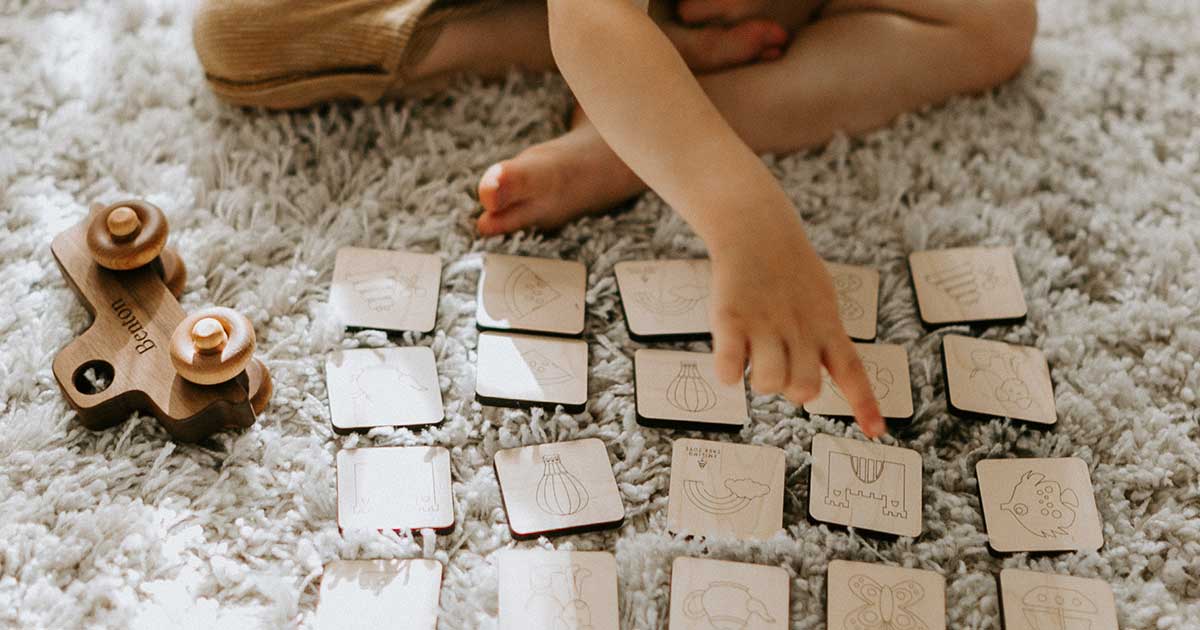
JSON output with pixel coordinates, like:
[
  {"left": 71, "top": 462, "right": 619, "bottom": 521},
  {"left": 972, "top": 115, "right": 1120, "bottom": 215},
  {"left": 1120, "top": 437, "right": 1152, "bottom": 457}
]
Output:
[
  {"left": 336, "top": 446, "right": 454, "bottom": 533},
  {"left": 330, "top": 247, "right": 442, "bottom": 333},
  {"left": 325, "top": 347, "right": 444, "bottom": 432},
  {"left": 475, "top": 332, "right": 589, "bottom": 412},
  {"left": 943, "top": 335, "right": 1056, "bottom": 425},
  {"left": 909, "top": 246, "right": 1027, "bottom": 326},
  {"left": 826, "top": 261, "right": 880, "bottom": 341},
  {"left": 634, "top": 349, "right": 748, "bottom": 431},
  {"left": 316, "top": 559, "right": 442, "bottom": 630},
  {"left": 613, "top": 259, "right": 711, "bottom": 340},
  {"left": 977, "top": 458, "right": 1103, "bottom": 553},
  {"left": 669, "top": 557, "right": 789, "bottom": 630},
  {"left": 808, "top": 434, "right": 923, "bottom": 537},
  {"left": 493, "top": 438, "right": 625, "bottom": 539},
  {"left": 477, "top": 254, "right": 586, "bottom": 336},
  {"left": 497, "top": 550, "right": 618, "bottom": 630},
  {"left": 804, "top": 343, "right": 913, "bottom": 420},
  {"left": 667, "top": 439, "right": 785, "bottom": 541},
  {"left": 827, "top": 560, "right": 945, "bottom": 630},
  {"left": 999, "top": 569, "right": 1118, "bottom": 630}
]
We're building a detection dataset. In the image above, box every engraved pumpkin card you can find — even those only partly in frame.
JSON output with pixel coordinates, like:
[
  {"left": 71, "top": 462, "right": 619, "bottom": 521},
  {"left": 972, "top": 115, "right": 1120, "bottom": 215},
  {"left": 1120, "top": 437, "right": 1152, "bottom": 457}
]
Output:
[
  {"left": 669, "top": 557, "right": 789, "bottom": 630},
  {"left": 614, "top": 259, "right": 711, "bottom": 340},
  {"left": 325, "top": 347, "right": 444, "bottom": 433},
  {"left": 475, "top": 332, "right": 588, "bottom": 412},
  {"left": 943, "top": 334, "right": 1056, "bottom": 425},
  {"left": 316, "top": 559, "right": 442, "bottom": 630},
  {"left": 826, "top": 560, "right": 946, "bottom": 630},
  {"left": 667, "top": 439, "right": 785, "bottom": 541},
  {"left": 808, "top": 434, "right": 923, "bottom": 537},
  {"left": 826, "top": 261, "right": 880, "bottom": 342},
  {"left": 909, "top": 246, "right": 1027, "bottom": 326},
  {"left": 477, "top": 253, "right": 586, "bottom": 336},
  {"left": 498, "top": 550, "right": 619, "bottom": 630},
  {"left": 493, "top": 438, "right": 625, "bottom": 539},
  {"left": 335, "top": 446, "right": 454, "bottom": 533},
  {"left": 977, "top": 458, "right": 1103, "bottom": 553},
  {"left": 998, "top": 569, "right": 1119, "bottom": 630},
  {"left": 634, "top": 349, "right": 749, "bottom": 431},
  {"left": 330, "top": 247, "right": 442, "bottom": 333},
  {"left": 804, "top": 342, "right": 913, "bottom": 421}
]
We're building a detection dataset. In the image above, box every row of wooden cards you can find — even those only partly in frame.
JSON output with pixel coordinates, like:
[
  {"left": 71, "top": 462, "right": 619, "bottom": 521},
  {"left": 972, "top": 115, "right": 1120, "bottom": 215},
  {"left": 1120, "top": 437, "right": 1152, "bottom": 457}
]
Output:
[{"left": 318, "top": 553, "right": 1119, "bottom": 629}]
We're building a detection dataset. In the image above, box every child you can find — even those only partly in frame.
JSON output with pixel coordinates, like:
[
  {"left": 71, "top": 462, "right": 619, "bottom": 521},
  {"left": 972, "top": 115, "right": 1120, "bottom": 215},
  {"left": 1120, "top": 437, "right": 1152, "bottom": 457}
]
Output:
[{"left": 193, "top": 0, "right": 1037, "bottom": 438}]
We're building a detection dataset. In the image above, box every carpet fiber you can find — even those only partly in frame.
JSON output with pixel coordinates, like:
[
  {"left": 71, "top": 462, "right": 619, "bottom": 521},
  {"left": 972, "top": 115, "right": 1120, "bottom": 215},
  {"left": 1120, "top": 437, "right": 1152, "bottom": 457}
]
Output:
[{"left": 1, "top": 1, "right": 1198, "bottom": 628}]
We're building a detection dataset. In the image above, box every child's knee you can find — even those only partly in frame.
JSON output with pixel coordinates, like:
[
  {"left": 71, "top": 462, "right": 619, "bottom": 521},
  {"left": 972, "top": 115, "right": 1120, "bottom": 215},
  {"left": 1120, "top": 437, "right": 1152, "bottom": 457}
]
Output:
[{"left": 960, "top": 0, "right": 1038, "bottom": 85}]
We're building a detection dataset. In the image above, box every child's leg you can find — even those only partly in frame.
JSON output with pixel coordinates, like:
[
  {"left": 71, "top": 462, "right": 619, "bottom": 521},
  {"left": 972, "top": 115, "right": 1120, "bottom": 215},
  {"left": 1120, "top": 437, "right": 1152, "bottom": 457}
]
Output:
[{"left": 476, "top": 0, "right": 1036, "bottom": 234}]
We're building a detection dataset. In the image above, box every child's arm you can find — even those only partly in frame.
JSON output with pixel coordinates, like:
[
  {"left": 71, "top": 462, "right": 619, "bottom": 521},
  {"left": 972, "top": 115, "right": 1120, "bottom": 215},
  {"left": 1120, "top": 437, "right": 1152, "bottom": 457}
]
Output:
[{"left": 547, "top": 0, "right": 885, "bottom": 437}]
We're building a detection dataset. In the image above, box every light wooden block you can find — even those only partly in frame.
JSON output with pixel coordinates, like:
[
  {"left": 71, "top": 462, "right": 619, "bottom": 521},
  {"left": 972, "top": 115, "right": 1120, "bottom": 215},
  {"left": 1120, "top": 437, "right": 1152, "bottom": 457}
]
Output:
[
  {"left": 493, "top": 438, "right": 625, "bottom": 539},
  {"left": 330, "top": 247, "right": 442, "bottom": 333},
  {"left": 316, "top": 559, "right": 442, "bottom": 630},
  {"left": 667, "top": 439, "right": 785, "bottom": 541},
  {"left": 977, "top": 458, "right": 1103, "bottom": 553},
  {"left": 325, "top": 347, "right": 444, "bottom": 432},
  {"left": 804, "top": 343, "right": 913, "bottom": 420},
  {"left": 497, "top": 550, "right": 618, "bottom": 630},
  {"left": 634, "top": 349, "right": 748, "bottom": 431},
  {"left": 475, "top": 332, "right": 588, "bottom": 412},
  {"left": 999, "top": 569, "right": 1118, "bottom": 630},
  {"left": 827, "top": 261, "right": 880, "bottom": 342},
  {"left": 669, "top": 557, "right": 789, "bottom": 630},
  {"left": 827, "top": 560, "right": 946, "bottom": 630},
  {"left": 477, "top": 254, "right": 586, "bottom": 336},
  {"left": 808, "top": 434, "right": 923, "bottom": 537},
  {"left": 336, "top": 446, "right": 454, "bottom": 533},
  {"left": 943, "top": 334, "right": 1056, "bottom": 425},
  {"left": 613, "top": 259, "right": 711, "bottom": 340},
  {"left": 909, "top": 246, "right": 1026, "bottom": 326}
]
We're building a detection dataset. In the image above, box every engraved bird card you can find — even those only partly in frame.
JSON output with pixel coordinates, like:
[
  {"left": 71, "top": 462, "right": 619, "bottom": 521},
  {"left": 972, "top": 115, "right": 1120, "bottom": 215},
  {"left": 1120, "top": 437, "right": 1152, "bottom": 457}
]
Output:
[
  {"left": 998, "top": 569, "right": 1118, "bottom": 630},
  {"left": 614, "top": 259, "right": 711, "bottom": 340},
  {"left": 477, "top": 253, "right": 587, "bottom": 336},
  {"left": 498, "top": 550, "right": 619, "bottom": 630},
  {"left": 667, "top": 439, "right": 785, "bottom": 541},
  {"left": 316, "top": 559, "right": 442, "bottom": 630},
  {"left": 475, "top": 332, "right": 588, "bottom": 412},
  {"left": 825, "top": 261, "right": 880, "bottom": 342},
  {"left": 335, "top": 446, "right": 454, "bottom": 533},
  {"left": 634, "top": 349, "right": 749, "bottom": 431},
  {"left": 325, "top": 347, "right": 444, "bottom": 432},
  {"left": 943, "top": 334, "right": 1056, "bottom": 425},
  {"left": 909, "top": 246, "right": 1026, "bottom": 326},
  {"left": 330, "top": 247, "right": 442, "bottom": 333},
  {"left": 809, "top": 434, "right": 923, "bottom": 537},
  {"left": 669, "top": 557, "right": 789, "bottom": 630},
  {"left": 827, "top": 560, "right": 946, "bottom": 630},
  {"left": 804, "top": 343, "right": 913, "bottom": 421},
  {"left": 977, "top": 458, "right": 1103, "bottom": 553}
]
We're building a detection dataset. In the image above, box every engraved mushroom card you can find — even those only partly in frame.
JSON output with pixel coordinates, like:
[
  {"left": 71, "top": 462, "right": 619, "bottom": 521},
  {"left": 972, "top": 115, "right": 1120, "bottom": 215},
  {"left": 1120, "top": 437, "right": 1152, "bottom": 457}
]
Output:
[
  {"left": 335, "top": 446, "right": 454, "bottom": 533},
  {"left": 826, "top": 560, "right": 946, "bottom": 630},
  {"left": 825, "top": 261, "right": 880, "bottom": 342},
  {"left": 475, "top": 332, "right": 588, "bottom": 412},
  {"left": 804, "top": 342, "right": 913, "bottom": 420},
  {"left": 330, "top": 247, "right": 442, "bottom": 333},
  {"left": 943, "top": 334, "right": 1056, "bottom": 425},
  {"left": 808, "top": 434, "right": 923, "bottom": 537},
  {"left": 614, "top": 259, "right": 711, "bottom": 340},
  {"left": 316, "top": 559, "right": 442, "bottom": 630},
  {"left": 325, "top": 347, "right": 444, "bottom": 432},
  {"left": 493, "top": 438, "right": 625, "bottom": 539},
  {"left": 497, "top": 550, "right": 619, "bottom": 630},
  {"left": 998, "top": 569, "right": 1118, "bottom": 630},
  {"left": 477, "top": 253, "right": 587, "bottom": 336},
  {"left": 977, "top": 458, "right": 1103, "bottom": 553},
  {"left": 634, "top": 349, "right": 749, "bottom": 430},
  {"left": 669, "top": 557, "right": 789, "bottom": 630},
  {"left": 667, "top": 439, "right": 785, "bottom": 541},
  {"left": 909, "top": 246, "right": 1027, "bottom": 326}
]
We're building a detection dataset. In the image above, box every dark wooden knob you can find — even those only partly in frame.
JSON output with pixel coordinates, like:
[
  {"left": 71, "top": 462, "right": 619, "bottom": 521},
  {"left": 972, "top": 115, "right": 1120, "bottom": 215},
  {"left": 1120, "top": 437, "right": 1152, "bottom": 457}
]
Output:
[
  {"left": 170, "top": 307, "right": 255, "bottom": 385},
  {"left": 87, "top": 200, "right": 168, "bottom": 270}
]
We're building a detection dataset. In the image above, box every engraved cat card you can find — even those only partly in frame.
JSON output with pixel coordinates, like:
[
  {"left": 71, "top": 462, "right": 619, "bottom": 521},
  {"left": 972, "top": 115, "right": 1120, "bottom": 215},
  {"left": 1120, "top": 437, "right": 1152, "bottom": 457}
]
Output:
[
  {"left": 669, "top": 557, "right": 789, "bottom": 630},
  {"left": 977, "top": 458, "right": 1103, "bottom": 553},
  {"left": 998, "top": 569, "right": 1118, "bottom": 630},
  {"left": 330, "top": 247, "right": 442, "bottom": 333},
  {"left": 667, "top": 439, "right": 785, "bottom": 541},
  {"left": 475, "top": 332, "right": 589, "bottom": 412},
  {"left": 316, "top": 559, "right": 442, "bottom": 630},
  {"left": 909, "top": 246, "right": 1026, "bottom": 326},
  {"left": 827, "top": 560, "right": 946, "bottom": 630},
  {"left": 634, "top": 349, "right": 748, "bottom": 431},
  {"left": 804, "top": 343, "right": 913, "bottom": 421},
  {"left": 943, "top": 334, "right": 1056, "bottom": 425},
  {"left": 808, "top": 434, "right": 923, "bottom": 537},
  {"left": 498, "top": 550, "right": 619, "bottom": 630},
  {"left": 335, "top": 446, "right": 454, "bottom": 533},
  {"left": 325, "top": 347, "right": 444, "bottom": 432},
  {"left": 614, "top": 259, "right": 711, "bottom": 341},
  {"left": 826, "top": 261, "right": 880, "bottom": 342},
  {"left": 477, "top": 253, "right": 586, "bottom": 336}
]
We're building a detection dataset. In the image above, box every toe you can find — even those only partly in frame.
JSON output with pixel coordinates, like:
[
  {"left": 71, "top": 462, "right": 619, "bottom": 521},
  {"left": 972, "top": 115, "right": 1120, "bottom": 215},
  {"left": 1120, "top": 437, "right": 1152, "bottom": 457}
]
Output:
[
  {"left": 478, "top": 161, "right": 533, "bottom": 214},
  {"left": 477, "top": 203, "right": 532, "bottom": 236},
  {"left": 668, "top": 19, "right": 788, "bottom": 71}
]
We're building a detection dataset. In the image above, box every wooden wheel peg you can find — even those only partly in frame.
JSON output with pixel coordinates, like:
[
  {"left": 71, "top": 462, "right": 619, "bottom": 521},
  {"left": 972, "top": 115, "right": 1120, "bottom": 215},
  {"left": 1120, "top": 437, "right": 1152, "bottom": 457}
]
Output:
[
  {"left": 170, "top": 307, "right": 256, "bottom": 385},
  {"left": 87, "top": 201, "right": 169, "bottom": 270}
]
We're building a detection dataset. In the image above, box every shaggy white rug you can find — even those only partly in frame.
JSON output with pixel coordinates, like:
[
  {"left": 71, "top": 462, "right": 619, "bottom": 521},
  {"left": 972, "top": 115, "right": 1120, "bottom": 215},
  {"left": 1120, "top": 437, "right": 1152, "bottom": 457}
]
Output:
[{"left": 2, "top": 0, "right": 1198, "bottom": 628}]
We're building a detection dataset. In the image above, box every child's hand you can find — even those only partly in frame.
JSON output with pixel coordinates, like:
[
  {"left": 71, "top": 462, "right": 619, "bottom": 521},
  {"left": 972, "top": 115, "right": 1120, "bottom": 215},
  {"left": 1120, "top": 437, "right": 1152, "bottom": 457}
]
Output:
[{"left": 708, "top": 211, "right": 886, "bottom": 438}]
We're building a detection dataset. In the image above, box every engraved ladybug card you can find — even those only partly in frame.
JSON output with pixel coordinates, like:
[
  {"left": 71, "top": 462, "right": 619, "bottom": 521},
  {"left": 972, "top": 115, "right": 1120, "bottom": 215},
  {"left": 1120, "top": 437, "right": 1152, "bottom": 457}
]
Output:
[
  {"left": 826, "top": 261, "right": 880, "bottom": 342},
  {"left": 909, "top": 246, "right": 1027, "bottom": 326},
  {"left": 475, "top": 332, "right": 588, "bottom": 412},
  {"left": 316, "top": 559, "right": 442, "bottom": 630},
  {"left": 634, "top": 349, "right": 749, "bottom": 431},
  {"left": 497, "top": 550, "right": 619, "bottom": 630},
  {"left": 614, "top": 259, "right": 711, "bottom": 340},
  {"left": 998, "top": 569, "right": 1118, "bottom": 630},
  {"left": 493, "top": 438, "right": 625, "bottom": 539},
  {"left": 808, "top": 434, "right": 923, "bottom": 537},
  {"left": 943, "top": 334, "right": 1056, "bottom": 425},
  {"left": 804, "top": 342, "right": 913, "bottom": 421},
  {"left": 667, "top": 439, "right": 785, "bottom": 541},
  {"left": 827, "top": 560, "right": 946, "bottom": 630},
  {"left": 977, "top": 458, "right": 1103, "bottom": 553},
  {"left": 477, "top": 253, "right": 587, "bottom": 336},
  {"left": 336, "top": 446, "right": 454, "bottom": 533},
  {"left": 330, "top": 247, "right": 442, "bottom": 333},
  {"left": 325, "top": 347, "right": 443, "bottom": 433},
  {"left": 669, "top": 557, "right": 789, "bottom": 630}
]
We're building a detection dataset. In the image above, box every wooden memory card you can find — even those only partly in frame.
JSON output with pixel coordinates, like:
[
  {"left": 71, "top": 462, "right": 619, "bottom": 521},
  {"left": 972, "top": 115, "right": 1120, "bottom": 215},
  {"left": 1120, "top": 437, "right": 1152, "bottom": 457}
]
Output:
[
  {"left": 827, "top": 560, "right": 946, "bottom": 630},
  {"left": 977, "top": 458, "right": 1103, "bottom": 553},
  {"left": 634, "top": 349, "right": 748, "bottom": 431},
  {"left": 804, "top": 343, "right": 913, "bottom": 421},
  {"left": 808, "top": 434, "right": 923, "bottom": 537},
  {"left": 613, "top": 259, "right": 711, "bottom": 341},
  {"left": 669, "top": 557, "right": 789, "bottom": 630},
  {"left": 330, "top": 247, "right": 442, "bottom": 333},
  {"left": 909, "top": 246, "right": 1026, "bottom": 326},
  {"left": 497, "top": 550, "right": 619, "bottom": 630},
  {"left": 826, "top": 261, "right": 880, "bottom": 342},
  {"left": 943, "top": 334, "right": 1056, "bottom": 425},
  {"left": 493, "top": 438, "right": 625, "bottom": 539},
  {"left": 316, "top": 559, "right": 442, "bottom": 630},
  {"left": 477, "top": 254, "right": 586, "bottom": 336},
  {"left": 667, "top": 439, "right": 785, "bottom": 541},
  {"left": 336, "top": 446, "right": 454, "bottom": 533},
  {"left": 325, "top": 347, "right": 444, "bottom": 433},
  {"left": 998, "top": 569, "right": 1118, "bottom": 630},
  {"left": 475, "top": 332, "right": 589, "bottom": 412}
]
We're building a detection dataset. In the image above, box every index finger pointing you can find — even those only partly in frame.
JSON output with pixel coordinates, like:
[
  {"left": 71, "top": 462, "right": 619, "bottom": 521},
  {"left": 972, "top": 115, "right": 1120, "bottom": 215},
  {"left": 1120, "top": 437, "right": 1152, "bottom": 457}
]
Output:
[{"left": 823, "top": 339, "right": 886, "bottom": 438}]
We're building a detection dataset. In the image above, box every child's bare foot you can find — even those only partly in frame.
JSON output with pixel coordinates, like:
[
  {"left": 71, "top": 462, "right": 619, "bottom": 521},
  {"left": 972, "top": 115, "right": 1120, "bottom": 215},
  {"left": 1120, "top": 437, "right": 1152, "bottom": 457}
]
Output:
[
  {"left": 661, "top": 18, "right": 788, "bottom": 71},
  {"left": 677, "top": 0, "right": 769, "bottom": 24}
]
